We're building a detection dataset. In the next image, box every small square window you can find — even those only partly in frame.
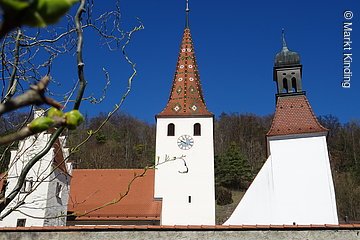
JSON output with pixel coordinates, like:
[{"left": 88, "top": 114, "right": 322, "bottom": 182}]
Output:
[
  {"left": 17, "top": 219, "right": 26, "bottom": 227},
  {"left": 20, "top": 178, "right": 33, "bottom": 193}
]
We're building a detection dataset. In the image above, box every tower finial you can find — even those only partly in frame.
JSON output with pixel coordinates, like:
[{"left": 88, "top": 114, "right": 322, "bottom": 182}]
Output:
[
  {"left": 282, "top": 28, "right": 288, "bottom": 50},
  {"left": 185, "top": 0, "right": 190, "bottom": 28}
]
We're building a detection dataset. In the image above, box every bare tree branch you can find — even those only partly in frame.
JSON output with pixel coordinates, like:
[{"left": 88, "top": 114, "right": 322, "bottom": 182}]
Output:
[
  {"left": 74, "top": 0, "right": 87, "bottom": 110},
  {"left": 0, "top": 0, "right": 145, "bottom": 221},
  {"left": 70, "top": 21, "right": 144, "bottom": 154},
  {"left": 0, "top": 76, "right": 62, "bottom": 117},
  {"left": 2, "top": 28, "right": 21, "bottom": 103}
]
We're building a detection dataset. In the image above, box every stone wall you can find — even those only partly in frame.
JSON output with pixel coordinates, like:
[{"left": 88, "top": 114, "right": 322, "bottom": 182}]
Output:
[{"left": 1, "top": 227, "right": 359, "bottom": 240}]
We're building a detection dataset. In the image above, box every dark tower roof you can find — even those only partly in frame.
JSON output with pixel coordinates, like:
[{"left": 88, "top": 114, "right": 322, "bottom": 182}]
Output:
[
  {"left": 157, "top": 1, "right": 212, "bottom": 117},
  {"left": 275, "top": 29, "right": 301, "bottom": 67}
]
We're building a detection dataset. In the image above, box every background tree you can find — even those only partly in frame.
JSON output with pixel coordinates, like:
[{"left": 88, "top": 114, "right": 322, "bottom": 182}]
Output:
[
  {"left": 215, "top": 113, "right": 272, "bottom": 173},
  {"left": 215, "top": 142, "right": 253, "bottom": 190},
  {"left": 318, "top": 115, "right": 360, "bottom": 222}
]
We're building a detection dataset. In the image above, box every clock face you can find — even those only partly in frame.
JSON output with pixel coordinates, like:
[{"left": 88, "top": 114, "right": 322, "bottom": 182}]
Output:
[{"left": 177, "top": 135, "right": 194, "bottom": 150}]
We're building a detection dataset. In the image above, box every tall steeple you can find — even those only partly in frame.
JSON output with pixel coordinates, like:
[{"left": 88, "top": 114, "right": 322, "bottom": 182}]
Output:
[
  {"left": 273, "top": 29, "right": 303, "bottom": 95},
  {"left": 154, "top": 1, "right": 215, "bottom": 225},
  {"left": 157, "top": 1, "right": 212, "bottom": 117}
]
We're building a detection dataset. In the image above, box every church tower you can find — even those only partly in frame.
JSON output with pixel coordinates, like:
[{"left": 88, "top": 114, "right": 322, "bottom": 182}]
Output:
[
  {"left": 0, "top": 109, "right": 72, "bottom": 227},
  {"left": 154, "top": 1, "right": 215, "bottom": 225},
  {"left": 225, "top": 31, "right": 338, "bottom": 225}
]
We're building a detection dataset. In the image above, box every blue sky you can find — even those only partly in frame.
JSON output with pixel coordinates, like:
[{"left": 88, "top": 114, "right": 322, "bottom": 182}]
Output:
[{"left": 52, "top": 0, "right": 359, "bottom": 124}]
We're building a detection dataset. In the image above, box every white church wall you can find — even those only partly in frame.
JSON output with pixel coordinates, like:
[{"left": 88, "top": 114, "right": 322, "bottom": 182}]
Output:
[
  {"left": 155, "top": 117, "right": 215, "bottom": 225},
  {"left": 0, "top": 119, "right": 71, "bottom": 228},
  {"left": 1, "top": 133, "right": 54, "bottom": 227},
  {"left": 225, "top": 134, "right": 338, "bottom": 225},
  {"left": 43, "top": 135, "right": 72, "bottom": 226},
  {"left": 44, "top": 169, "right": 71, "bottom": 226},
  {"left": 224, "top": 155, "right": 274, "bottom": 225}
]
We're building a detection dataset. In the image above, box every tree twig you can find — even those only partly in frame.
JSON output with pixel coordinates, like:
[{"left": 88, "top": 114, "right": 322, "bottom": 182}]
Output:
[
  {"left": 0, "top": 76, "right": 62, "bottom": 117},
  {"left": 2, "top": 28, "right": 21, "bottom": 103}
]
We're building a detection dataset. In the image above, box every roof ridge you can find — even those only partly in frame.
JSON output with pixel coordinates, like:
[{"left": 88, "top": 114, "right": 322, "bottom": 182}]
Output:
[
  {"left": 266, "top": 96, "right": 282, "bottom": 136},
  {"left": 302, "top": 95, "right": 328, "bottom": 132}
]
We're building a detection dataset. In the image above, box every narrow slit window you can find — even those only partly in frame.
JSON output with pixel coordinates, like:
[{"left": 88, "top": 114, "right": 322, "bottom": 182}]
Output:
[
  {"left": 194, "top": 123, "right": 201, "bottom": 136},
  {"left": 56, "top": 183, "right": 63, "bottom": 199},
  {"left": 282, "top": 78, "right": 288, "bottom": 93},
  {"left": 291, "top": 77, "right": 297, "bottom": 92},
  {"left": 167, "top": 123, "right": 175, "bottom": 136},
  {"left": 188, "top": 196, "right": 192, "bottom": 203}
]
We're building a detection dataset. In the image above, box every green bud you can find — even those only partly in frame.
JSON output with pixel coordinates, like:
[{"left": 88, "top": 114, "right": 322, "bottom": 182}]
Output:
[
  {"left": 0, "top": 0, "right": 30, "bottom": 11},
  {"left": 28, "top": 117, "right": 54, "bottom": 133},
  {"left": 47, "top": 107, "right": 64, "bottom": 118},
  {"left": 36, "top": 0, "right": 78, "bottom": 25},
  {"left": 64, "top": 110, "right": 84, "bottom": 130},
  {"left": 8, "top": 0, "right": 78, "bottom": 27}
]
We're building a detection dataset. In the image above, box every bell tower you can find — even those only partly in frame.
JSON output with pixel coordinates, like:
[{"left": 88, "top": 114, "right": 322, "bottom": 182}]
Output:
[
  {"left": 274, "top": 29, "right": 303, "bottom": 95},
  {"left": 154, "top": 0, "right": 215, "bottom": 225},
  {"left": 225, "top": 30, "right": 338, "bottom": 225}
]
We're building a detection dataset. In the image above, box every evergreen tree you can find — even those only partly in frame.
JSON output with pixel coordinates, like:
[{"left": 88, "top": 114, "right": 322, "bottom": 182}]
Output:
[{"left": 215, "top": 142, "right": 253, "bottom": 190}]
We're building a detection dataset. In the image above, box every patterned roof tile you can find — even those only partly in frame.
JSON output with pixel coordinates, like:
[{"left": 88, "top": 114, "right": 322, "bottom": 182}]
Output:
[{"left": 158, "top": 28, "right": 212, "bottom": 117}]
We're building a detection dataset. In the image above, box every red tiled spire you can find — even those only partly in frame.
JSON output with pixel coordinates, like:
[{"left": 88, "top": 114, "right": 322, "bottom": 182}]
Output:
[
  {"left": 157, "top": 27, "right": 212, "bottom": 117},
  {"left": 267, "top": 95, "right": 327, "bottom": 137}
]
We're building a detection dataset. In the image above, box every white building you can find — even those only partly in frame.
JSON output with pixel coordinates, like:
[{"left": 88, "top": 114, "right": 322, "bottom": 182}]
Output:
[
  {"left": 154, "top": 4, "right": 216, "bottom": 225},
  {"left": 0, "top": 109, "right": 72, "bottom": 227},
  {"left": 225, "top": 32, "right": 338, "bottom": 225}
]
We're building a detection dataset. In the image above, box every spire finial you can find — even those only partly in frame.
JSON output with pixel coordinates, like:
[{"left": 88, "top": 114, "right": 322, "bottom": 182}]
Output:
[
  {"left": 185, "top": 0, "right": 190, "bottom": 28},
  {"left": 281, "top": 28, "right": 288, "bottom": 50}
]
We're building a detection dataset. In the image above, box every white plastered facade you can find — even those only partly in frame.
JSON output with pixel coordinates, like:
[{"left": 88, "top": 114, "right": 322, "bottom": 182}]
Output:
[
  {"left": 0, "top": 111, "right": 72, "bottom": 227},
  {"left": 225, "top": 133, "right": 338, "bottom": 225},
  {"left": 155, "top": 117, "right": 215, "bottom": 225}
]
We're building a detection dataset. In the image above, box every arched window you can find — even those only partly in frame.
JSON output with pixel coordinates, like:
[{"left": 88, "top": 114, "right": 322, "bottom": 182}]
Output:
[
  {"left": 291, "top": 77, "right": 297, "bottom": 92},
  {"left": 282, "top": 78, "right": 288, "bottom": 93},
  {"left": 167, "top": 123, "right": 175, "bottom": 136},
  {"left": 194, "top": 123, "right": 201, "bottom": 136}
]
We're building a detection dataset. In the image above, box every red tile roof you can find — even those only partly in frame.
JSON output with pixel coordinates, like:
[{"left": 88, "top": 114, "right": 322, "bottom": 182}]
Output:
[
  {"left": 267, "top": 94, "right": 327, "bottom": 137},
  {"left": 68, "top": 169, "right": 161, "bottom": 221},
  {"left": 158, "top": 27, "right": 212, "bottom": 117},
  {"left": 52, "top": 138, "right": 68, "bottom": 174}
]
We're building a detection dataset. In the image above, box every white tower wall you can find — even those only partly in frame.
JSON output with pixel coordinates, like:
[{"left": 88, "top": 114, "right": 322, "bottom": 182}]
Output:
[
  {"left": 155, "top": 117, "right": 215, "bottom": 225},
  {"left": 225, "top": 134, "right": 338, "bottom": 225}
]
